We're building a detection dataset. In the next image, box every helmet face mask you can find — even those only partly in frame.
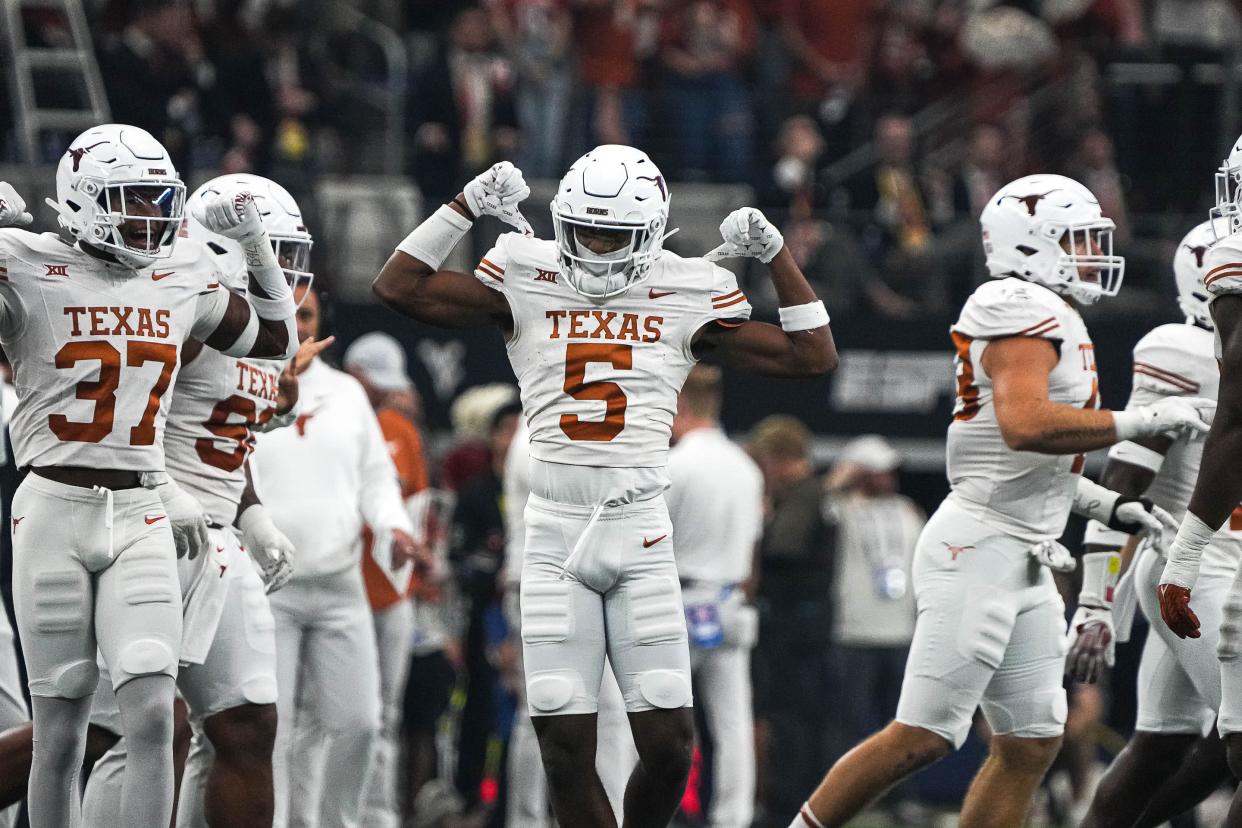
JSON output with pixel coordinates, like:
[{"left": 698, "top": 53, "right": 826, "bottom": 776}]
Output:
[
  {"left": 100, "top": 182, "right": 186, "bottom": 260},
  {"left": 1211, "top": 137, "right": 1242, "bottom": 239},
  {"left": 550, "top": 145, "right": 672, "bottom": 300},
  {"left": 980, "top": 174, "right": 1125, "bottom": 305}
]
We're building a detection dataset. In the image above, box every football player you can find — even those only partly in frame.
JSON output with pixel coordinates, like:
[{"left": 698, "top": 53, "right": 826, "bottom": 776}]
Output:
[
  {"left": 1068, "top": 221, "right": 1238, "bottom": 828},
  {"left": 0, "top": 124, "right": 297, "bottom": 828},
  {"left": 374, "top": 145, "right": 836, "bottom": 828},
  {"left": 1160, "top": 136, "right": 1242, "bottom": 826},
  {"left": 79, "top": 174, "right": 329, "bottom": 827},
  {"left": 790, "top": 175, "right": 1213, "bottom": 828}
]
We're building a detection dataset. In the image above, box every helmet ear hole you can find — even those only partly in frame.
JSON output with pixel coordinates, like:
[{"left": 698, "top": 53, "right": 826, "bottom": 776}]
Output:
[{"left": 1016, "top": 245, "right": 1037, "bottom": 257}]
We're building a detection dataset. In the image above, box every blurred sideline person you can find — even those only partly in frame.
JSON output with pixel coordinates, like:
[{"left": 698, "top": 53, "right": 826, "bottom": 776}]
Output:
[
  {"left": 821, "top": 436, "right": 922, "bottom": 782},
  {"left": 0, "top": 126, "right": 298, "bottom": 828},
  {"left": 251, "top": 284, "right": 420, "bottom": 828},
  {"left": 374, "top": 147, "right": 835, "bottom": 828},
  {"left": 667, "top": 364, "right": 764, "bottom": 828},
  {"left": 1073, "top": 221, "right": 1238, "bottom": 828},
  {"left": 344, "top": 332, "right": 431, "bottom": 828},
  {"left": 82, "top": 174, "right": 323, "bottom": 828},
  {"left": 1159, "top": 137, "right": 1242, "bottom": 825},
  {"left": 501, "top": 418, "right": 638, "bottom": 826},
  {"left": 0, "top": 609, "right": 24, "bottom": 828},
  {"left": 792, "top": 174, "right": 1211, "bottom": 828},
  {"left": 748, "top": 415, "right": 835, "bottom": 819}
]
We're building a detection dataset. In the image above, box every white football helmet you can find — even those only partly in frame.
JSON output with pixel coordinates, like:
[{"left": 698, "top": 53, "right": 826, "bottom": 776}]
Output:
[
  {"left": 980, "top": 174, "right": 1125, "bottom": 305},
  {"left": 1213, "top": 135, "right": 1242, "bottom": 238},
  {"left": 550, "top": 145, "right": 674, "bottom": 299},
  {"left": 46, "top": 124, "right": 186, "bottom": 270},
  {"left": 185, "top": 174, "right": 314, "bottom": 300},
  {"left": 1173, "top": 220, "right": 1216, "bottom": 330}
]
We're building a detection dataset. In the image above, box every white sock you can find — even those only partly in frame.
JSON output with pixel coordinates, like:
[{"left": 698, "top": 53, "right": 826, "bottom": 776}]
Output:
[{"left": 790, "top": 803, "right": 827, "bottom": 828}]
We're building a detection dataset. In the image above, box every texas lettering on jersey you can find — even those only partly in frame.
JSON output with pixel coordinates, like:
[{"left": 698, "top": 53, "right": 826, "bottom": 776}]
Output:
[
  {"left": 545, "top": 309, "right": 663, "bottom": 343},
  {"left": 64, "top": 306, "right": 171, "bottom": 339}
]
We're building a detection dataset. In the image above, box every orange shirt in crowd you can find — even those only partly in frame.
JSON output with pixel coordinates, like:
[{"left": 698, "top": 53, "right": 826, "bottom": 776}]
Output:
[{"left": 362, "top": 407, "right": 430, "bottom": 610}]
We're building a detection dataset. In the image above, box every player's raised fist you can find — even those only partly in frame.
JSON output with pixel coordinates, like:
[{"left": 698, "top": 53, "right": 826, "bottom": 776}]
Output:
[
  {"left": 0, "top": 182, "right": 33, "bottom": 227},
  {"left": 705, "top": 207, "right": 784, "bottom": 263},
  {"left": 192, "top": 186, "right": 267, "bottom": 243},
  {"left": 463, "top": 161, "right": 533, "bottom": 235}
]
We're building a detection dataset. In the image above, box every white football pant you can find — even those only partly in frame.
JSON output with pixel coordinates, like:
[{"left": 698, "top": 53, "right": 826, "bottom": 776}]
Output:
[
  {"left": 362, "top": 598, "right": 414, "bottom": 828},
  {"left": 271, "top": 568, "right": 381, "bottom": 828}
]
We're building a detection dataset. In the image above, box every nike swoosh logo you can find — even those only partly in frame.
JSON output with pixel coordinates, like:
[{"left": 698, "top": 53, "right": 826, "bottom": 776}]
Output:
[
  {"left": 144, "top": 515, "right": 167, "bottom": 525},
  {"left": 151, "top": 271, "right": 174, "bottom": 281},
  {"left": 648, "top": 289, "right": 676, "bottom": 299},
  {"left": 642, "top": 534, "right": 667, "bottom": 548}
]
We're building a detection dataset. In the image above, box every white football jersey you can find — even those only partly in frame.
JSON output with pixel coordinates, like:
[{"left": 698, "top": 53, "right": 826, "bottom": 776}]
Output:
[
  {"left": 163, "top": 342, "right": 285, "bottom": 526},
  {"left": 946, "top": 277, "right": 1099, "bottom": 541},
  {"left": 1126, "top": 322, "right": 1241, "bottom": 578},
  {"left": 474, "top": 233, "right": 752, "bottom": 469},
  {"left": 0, "top": 229, "right": 229, "bottom": 470}
]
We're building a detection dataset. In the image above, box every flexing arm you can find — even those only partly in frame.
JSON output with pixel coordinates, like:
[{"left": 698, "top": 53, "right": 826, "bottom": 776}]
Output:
[
  {"left": 695, "top": 208, "right": 837, "bottom": 377},
  {"left": 375, "top": 163, "right": 531, "bottom": 331},
  {"left": 696, "top": 248, "right": 837, "bottom": 376},
  {"left": 202, "top": 292, "right": 296, "bottom": 358}
]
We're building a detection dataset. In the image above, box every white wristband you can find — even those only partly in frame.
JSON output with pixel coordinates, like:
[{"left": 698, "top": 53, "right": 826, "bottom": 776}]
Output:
[
  {"left": 242, "top": 235, "right": 295, "bottom": 320},
  {"left": 1161, "top": 511, "right": 1219, "bottom": 588},
  {"left": 1083, "top": 520, "right": 1130, "bottom": 548},
  {"left": 1108, "top": 440, "right": 1166, "bottom": 473},
  {"left": 397, "top": 204, "right": 473, "bottom": 271},
  {"left": 1073, "top": 477, "right": 1120, "bottom": 525},
  {"left": 778, "top": 301, "right": 830, "bottom": 332},
  {"left": 1079, "top": 550, "right": 1120, "bottom": 608}
]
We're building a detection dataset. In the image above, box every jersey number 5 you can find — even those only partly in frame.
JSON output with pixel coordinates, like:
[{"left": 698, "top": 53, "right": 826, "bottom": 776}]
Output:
[
  {"left": 560, "top": 343, "right": 631, "bottom": 442},
  {"left": 49, "top": 341, "right": 177, "bottom": 445}
]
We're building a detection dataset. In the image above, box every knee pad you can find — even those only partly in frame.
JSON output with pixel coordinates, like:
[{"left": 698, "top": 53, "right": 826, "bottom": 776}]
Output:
[
  {"left": 957, "top": 596, "right": 1017, "bottom": 669},
  {"left": 1219, "top": 590, "right": 1242, "bottom": 662},
  {"left": 522, "top": 580, "right": 572, "bottom": 644},
  {"left": 526, "top": 669, "right": 580, "bottom": 714},
  {"left": 630, "top": 578, "right": 684, "bottom": 646},
  {"left": 118, "top": 637, "right": 176, "bottom": 678},
  {"left": 32, "top": 569, "right": 89, "bottom": 633},
  {"left": 636, "top": 669, "right": 691, "bottom": 710},
  {"left": 983, "top": 687, "right": 1067, "bottom": 739},
  {"left": 240, "top": 674, "right": 278, "bottom": 707},
  {"left": 118, "top": 545, "right": 177, "bottom": 606},
  {"left": 51, "top": 658, "right": 99, "bottom": 699}
]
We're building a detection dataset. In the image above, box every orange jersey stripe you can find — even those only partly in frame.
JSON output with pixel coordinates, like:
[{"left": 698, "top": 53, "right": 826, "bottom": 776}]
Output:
[
  {"left": 713, "top": 295, "right": 747, "bottom": 310},
  {"left": 480, "top": 257, "right": 505, "bottom": 275},
  {"left": 1134, "top": 362, "right": 1199, "bottom": 392},
  {"left": 1017, "top": 316, "right": 1057, "bottom": 335},
  {"left": 1205, "top": 269, "right": 1242, "bottom": 287}
]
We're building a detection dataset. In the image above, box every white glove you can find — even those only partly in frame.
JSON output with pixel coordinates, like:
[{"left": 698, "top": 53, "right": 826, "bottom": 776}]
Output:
[
  {"left": 1114, "top": 397, "right": 1215, "bottom": 441},
  {"left": 191, "top": 188, "right": 268, "bottom": 243},
  {"left": 462, "top": 162, "right": 533, "bottom": 235},
  {"left": 704, "top": 207, "right": 784, "bottom": 263},
  {"left": 237, "top": 505, "right": 295, "bottom": 593},
  {"left": 151, "top": 477, "right": 210, "bottom": 560},
  {"left": 0, "top": 182, "right": 33, "bottom": 227},
  {"left": 1065, "top": 605, "right": 1115, "bottom": 683},
  {"left": 1029, "top": 540, "right": 1076, "bottom": 573},
  {"left": 1111, "top": 497, "right": 1178, "bottom": 543}
]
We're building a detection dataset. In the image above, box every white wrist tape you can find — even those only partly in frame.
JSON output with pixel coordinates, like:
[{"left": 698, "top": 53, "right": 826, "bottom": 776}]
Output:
[
  {"left": 1083, "top": 519, "right": 1130, "bottom": 548},
  {"left": 237, "top": 502, "right": 273, "bottom": 534},
  {"left": 397, "top": 204, "right": 473, "bottom": 271},
  {"left": 1073, "top": 477, "right": 1120, "bottom": 525},
  {"left": 778, "top": 301, "right": 830, "bottom": 332},
  {"left": 1079, "top": 550, "right": 1120, "bottom": 608},
  {"left": 1108, "top": 440, "right": 1166, "bottom": 473},
  {"left": 242, "top": 235, "right": 295, "bottom": 320},
  {"left": 1162, "top": 511, "right": 1219, "bottom": 588}
]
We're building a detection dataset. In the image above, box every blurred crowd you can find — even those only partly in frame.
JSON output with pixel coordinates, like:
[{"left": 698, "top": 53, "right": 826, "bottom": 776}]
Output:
[{"left": 2, "top": 0, "right": 1239, "bottom": 317}]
